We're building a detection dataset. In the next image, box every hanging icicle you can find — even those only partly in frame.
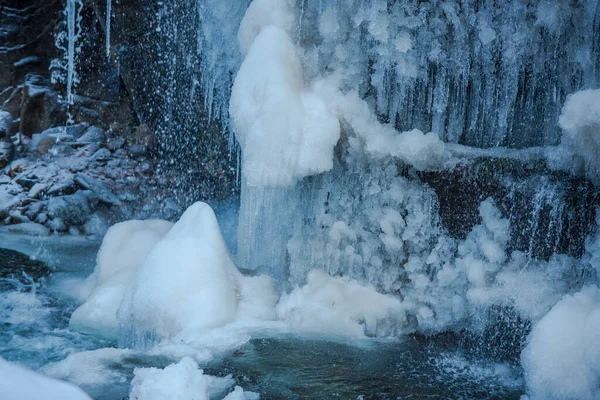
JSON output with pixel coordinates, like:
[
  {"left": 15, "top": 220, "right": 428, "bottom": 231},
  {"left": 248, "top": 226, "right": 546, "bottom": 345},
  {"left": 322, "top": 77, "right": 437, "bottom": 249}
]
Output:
[{"left": 106, "top": 0, "right": 111, "bottom": 58}]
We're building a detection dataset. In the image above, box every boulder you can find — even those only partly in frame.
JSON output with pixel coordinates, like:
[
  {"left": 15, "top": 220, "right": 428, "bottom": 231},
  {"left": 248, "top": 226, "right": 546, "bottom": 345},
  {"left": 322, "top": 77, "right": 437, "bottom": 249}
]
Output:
[
  {"left": 0, "top": 141, "right": 14, "bottom": 168},
  {"left": 46, "top": 191, "right": 91, "bottom": 226},
  {"left": 77, "top": 126, "right": 106, "bottom": 144},
  {"left": 74, "top": 174, "right": 122, "bottom": 206},
  {"left": 0, "top": 222, "right": 50, "bottom": 236}
]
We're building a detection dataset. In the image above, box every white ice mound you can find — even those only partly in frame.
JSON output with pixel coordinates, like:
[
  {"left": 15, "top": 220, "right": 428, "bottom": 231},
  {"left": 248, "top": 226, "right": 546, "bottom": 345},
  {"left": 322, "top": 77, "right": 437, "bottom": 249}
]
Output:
[
  {"left": 230, "top": 24, "right": 340, "bottom": 187},
  {"left": 521, "top": 286, "right": 600, "bottom": 400},
  {"left": 0, "top": 357, "right": 92, "bottom": 400},
  {"left": 129, "top": 357, "right": 238, "bottom": 400},
  {"left": 559, "top": 89, "right": 600, "bottom": 181},
  {"left": 276, "top": 269, "right": 406, "bottom": 337},
  {"left": 118, "top": 202, "right": 241, "bottom": 346},
  {"left": 70, "top": 219, "right": 173, "bottom": 339}
]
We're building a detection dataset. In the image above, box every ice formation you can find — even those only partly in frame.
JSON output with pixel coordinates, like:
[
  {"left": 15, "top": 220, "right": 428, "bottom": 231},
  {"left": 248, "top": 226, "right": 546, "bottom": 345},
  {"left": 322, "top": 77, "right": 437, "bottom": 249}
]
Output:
[
  {"left": 69, "top": 220, "right": 173, "bottom": 339},
  {"left": 128, "top": 357, "right": 246, "bottom": 400},
  {"left": 277, "top": 269, "right": 406, "bottom": 337},
  {"left": 230, "top": 14, "right": 340, "bottom": 186},
  {"left": 0, "top": 357, "right": 92, "bottom": 400},
  {"left": 117, "top": 202, "right": 277, "bottom": 348},
  {"left": 559, "top": 89, "right": 600, "bottom": 182},
  {"left": 105, "top": 0, "right": 111, "bottom": 58},
  {"left": 51, "top": 0, "right": 83, "bottom": 107},
  {"left": 521, "top": 286, "right": 600, "bottom": 400}
]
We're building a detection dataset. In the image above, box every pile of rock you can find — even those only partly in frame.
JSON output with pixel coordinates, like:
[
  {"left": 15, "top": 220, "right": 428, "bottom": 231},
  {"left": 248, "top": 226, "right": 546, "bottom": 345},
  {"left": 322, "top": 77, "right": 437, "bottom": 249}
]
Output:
[{"left": 0, "top": 123, "right": 162, "bottom": 237}]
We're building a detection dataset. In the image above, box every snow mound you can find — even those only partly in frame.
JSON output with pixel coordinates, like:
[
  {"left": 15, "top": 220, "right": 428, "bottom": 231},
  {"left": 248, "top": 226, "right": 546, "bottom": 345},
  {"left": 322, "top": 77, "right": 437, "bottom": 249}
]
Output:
[
  {"left": 521, "top": 286, "right": 600, "bottom": 400},
  {"left": 0, "top": 357, "right": 91, "bottom": 400},
  {"left": 276, "top": 269, "right": 406, "bottom": 337},
  {"left": 70, "top": 219, "right": 173, "bottom": 339},
  {"left": 559, "top": 89, "right": 600, "bottom": 181},
  {"left": 129, "top": 357, "right": 236, "bottom": 400},
  {"left": 230, "top": 25, "right": 340, "bottom": 187},
  {"left": 117, "top": 202, "right": 278, "bottom": 348}
]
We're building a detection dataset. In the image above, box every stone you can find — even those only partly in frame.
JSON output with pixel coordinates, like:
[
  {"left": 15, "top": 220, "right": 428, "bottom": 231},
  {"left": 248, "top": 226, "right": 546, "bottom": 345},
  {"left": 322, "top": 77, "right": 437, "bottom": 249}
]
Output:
[
  {"left": 15, "top": 173, "right": 38, "bottom": 189},
  {"left": 74, "top": 173, "right": 122, "bottom": 206},
  {"left": 9, "top": 210, "right": 29, "bottom": 224},
  {"left": 35, "top": 213, "right": 48, "bottom": 224},
  {"left": 0, "top": 222, "right": 50, "bottom": 236},
  {"left": 24, "top": 201, "right": 46, "bottom": 220},
  {"left": 127, "top": 143, "right": 146, "bottom": 158},
  {"left": 0, "top": 141, "right": 14, "bottom": 168},
  {"left": 0, "top": 111, "right": 12, "bottom": 139},
  {"left": 81, "top": 212, "right": 109, "bottom": 237},
  {"left": 79, "top": 143, "right": 100, "bottom": 157},
  {"left": 68, "top": 226, "right": 81, "bottom": 236},
  {"left": 47, "top": 218, "right": 67, "bottom": 232},
  {"left": 93, "top": 148, "right": 112, "bottom": 162},
  {"left": 0, "top": 248, "right": 53, "bottom": 283},
  {"left": 106, "top": 137, "right": 125, "bottom": 151},
  {"left": 47, "top": 179, "right": 76, "bottom": 196},
  {"left": 77, "top": 126, "right": 106, "bottom": 144},
  {"left": 29, "top": 128, "right": 75, "bottom": 154},
  {"left": 28, "top": 182, "right": 47, "bottom": 199},
  {"left": 46, "top": 191, "right": 91, "bottom": 226}
]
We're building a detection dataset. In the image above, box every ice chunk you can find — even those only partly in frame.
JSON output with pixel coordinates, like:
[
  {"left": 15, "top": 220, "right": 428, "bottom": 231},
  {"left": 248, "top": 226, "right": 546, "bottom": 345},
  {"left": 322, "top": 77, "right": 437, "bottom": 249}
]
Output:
[
  {"left": 276, "top": 270, "right": 406, "bottom": 337},
  {"left": 70, "top": 220, "right": 173, "bottom": 339},
  {"left": 559, "top": 89, "right": 600, "bottom": 181},
  {"left": 230, "top": 25, "right": 340, "bottom": 187},
  {"left": 521, "top": 286, "right": 600, "bottom": 400},
  {"left": 1, "top": 357, "right": 92, "bottom": 400},
  {"left": 129, "top": 357, "right": 234, "bottom": 400},
  {"left": 118, "top": 203, "right": 241, "bottom": 346}
]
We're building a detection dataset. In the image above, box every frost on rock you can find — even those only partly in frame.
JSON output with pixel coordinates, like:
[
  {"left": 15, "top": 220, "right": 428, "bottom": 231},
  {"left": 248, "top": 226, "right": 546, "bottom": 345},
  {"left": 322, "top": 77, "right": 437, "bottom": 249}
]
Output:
[
  {"left": 70, "top": 220, "right": 174, "bottom": 340},
  {"left": 128, "top": 357, "right": 236, "bottom": 400},
  {"left": 521, "top": 286, "right": 600, "bottom": 400},
  {"left": 559, "top": 89, "right": 600, "bottom": 183},
  {"left": 0, "top": 357, "right": 92, "bottom": 400}
]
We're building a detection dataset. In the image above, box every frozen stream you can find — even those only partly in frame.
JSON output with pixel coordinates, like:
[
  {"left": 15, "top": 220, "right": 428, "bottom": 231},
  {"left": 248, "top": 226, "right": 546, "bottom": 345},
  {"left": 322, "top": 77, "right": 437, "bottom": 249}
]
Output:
[{"left": 0, "top": 202, "right": 524, "bottom": 399}]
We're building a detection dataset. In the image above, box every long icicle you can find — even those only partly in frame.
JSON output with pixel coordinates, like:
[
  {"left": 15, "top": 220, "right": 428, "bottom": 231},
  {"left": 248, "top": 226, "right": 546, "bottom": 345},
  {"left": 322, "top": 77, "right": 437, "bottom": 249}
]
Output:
[
  {"left": 66, "top": 0, "right": 76, "bottom": 105},
  {"left": 106, "top": 0, "right": 111, "bottom": 58}
]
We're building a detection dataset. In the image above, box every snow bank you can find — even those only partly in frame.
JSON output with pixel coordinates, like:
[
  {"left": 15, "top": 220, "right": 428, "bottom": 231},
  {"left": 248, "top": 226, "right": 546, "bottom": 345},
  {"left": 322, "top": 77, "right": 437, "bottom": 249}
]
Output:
[
  {"left": 70, "top": 219, "right": 173, "bottom": 339},
  {"left": 521, "top": 286, "right": 600, "bottom": 400},
  {"left": 559, "top": 89, "right": 600, "bottom": 181},
  {"left": 0, "top": 357, "right": 91, "bottom": 400},
  {"left": 129, "top": 357, "right": 236, "bottom": 400},
  {"left": 230, "top": 24, "right": 340, "bottom": 187},
  {"left": 277, "top": 269, "right": 406, "bottom": 337}
]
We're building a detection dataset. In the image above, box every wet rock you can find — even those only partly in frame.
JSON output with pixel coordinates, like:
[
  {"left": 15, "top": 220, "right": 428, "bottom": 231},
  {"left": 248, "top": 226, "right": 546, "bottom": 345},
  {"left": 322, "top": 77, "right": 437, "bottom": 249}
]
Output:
[
  {"left": 68, "top": 226, "right": 81, "bottom": 236},
  {"left": 0, "top": 248, "right": 53, "bottom": 282},
  {"left": 24, "top": 201, "right": 46, "bottom": 220},
  {"left": 0, "top": 222, "right": 50, "bottom": 236},
  {"left": 93, "top": 148, "right": 112, "bottom": 162},
  {"left": 82, "top": 212, "right": 109, "bottom": 236},
  {"left": 47, "top": 218, "right": 67, "bottom": 233},
  {"left": 107, "top": 137, "right": 125, "bottom": 151},
  {"left": 29, "top": 127, "right": 76, "bottom": 154},
  {"left": 47, "top": 179, "right": 76, "bottom": 196},
  {"left": 0, "top": 188, "right": 22, "bottom": 219},
  {"left": 74, "top": 173, "right": 122, "bottom": 206},
  {"left": 0, "top": 141, "right": 14, "bottom": 168},
  {"left": 47, "top": 191, "right": 91, "bottom": 226},
  {"left": 68, "top": 158, "right": 89, "bottom": 173},
  {"left": 127, "top": 143, "right": 146, "bottom": 158},
  {"left": 28, "top": 183, "right": 47, "bottom": 199},
  {"left": 79, "top": 143, "right": 101, "bottom": 157},
  {"left": 9, "top": 211, "right": 29, "bottom": 224},
  {"left": 35, "top": 213, "right": 48, "bottom": 224},
  {"left": 0, "top": 111, "right": 13, "bottom": 139},
  {"left": 15, "top": 173, "right": 38, "bottom": 190},
  {"left": 77, "top": 126, "right": 106, "bottom": 144}
]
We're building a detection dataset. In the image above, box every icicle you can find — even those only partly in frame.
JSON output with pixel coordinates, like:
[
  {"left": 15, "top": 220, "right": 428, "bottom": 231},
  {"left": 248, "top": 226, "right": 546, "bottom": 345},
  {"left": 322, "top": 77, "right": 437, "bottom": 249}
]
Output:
[
  {"left": 66, "top": 0, "right": 76, "bottom": 105},
  {"left": 106, "top": 0, "right": 111, "bottom": 58}
]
